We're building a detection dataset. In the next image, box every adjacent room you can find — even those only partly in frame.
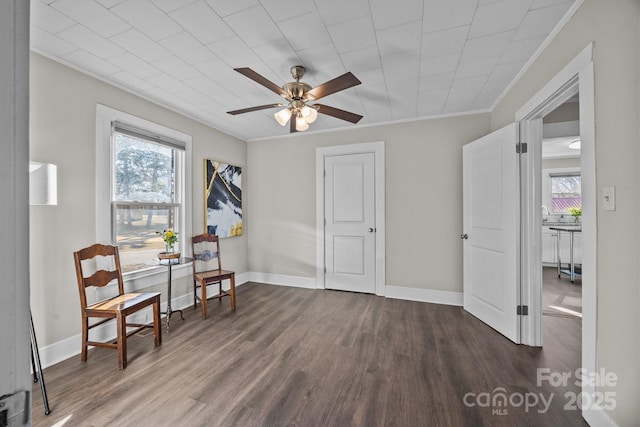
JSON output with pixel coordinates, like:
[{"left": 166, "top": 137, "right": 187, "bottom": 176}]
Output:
[{"left": 2, "top": 0, "right": 639, "bottom": 426}]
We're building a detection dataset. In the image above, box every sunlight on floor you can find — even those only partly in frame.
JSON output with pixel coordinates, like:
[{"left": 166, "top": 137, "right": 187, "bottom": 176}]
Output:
[
  {"left": 548, "top": 305, "right": 582, "bottom": 318},
  {"left": 50, "top": 414, "right": 73, "bottom": 426}
]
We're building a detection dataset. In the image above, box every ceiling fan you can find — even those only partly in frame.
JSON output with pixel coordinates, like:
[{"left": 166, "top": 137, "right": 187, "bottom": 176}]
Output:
[{"left": 227, "top": 65, "right": 363, "bottom": 132}]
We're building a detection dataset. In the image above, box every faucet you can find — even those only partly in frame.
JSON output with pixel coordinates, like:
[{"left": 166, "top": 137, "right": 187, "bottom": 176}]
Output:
[{"left": 541, "top": 205, "right": 549, "bottom": 222}]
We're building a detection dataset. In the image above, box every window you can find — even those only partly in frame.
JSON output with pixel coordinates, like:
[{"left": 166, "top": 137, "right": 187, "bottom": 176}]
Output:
[
  {"left": 550, "top": 172, "right": 581, "bottom": 213},
  {"left": 96, "top": 105, "right": 192, "bottom": 276},
  {"left": 112, "top": 124, "right": 185, "bottom": 272}
]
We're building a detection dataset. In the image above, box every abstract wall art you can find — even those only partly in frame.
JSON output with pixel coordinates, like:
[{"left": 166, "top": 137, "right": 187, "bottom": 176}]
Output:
[{"left": 204, "top": 159, "right": 242, "bottom": 237}]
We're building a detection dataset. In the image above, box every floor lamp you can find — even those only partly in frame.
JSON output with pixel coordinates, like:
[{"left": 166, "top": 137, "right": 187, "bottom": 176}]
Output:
[{"left": 29, "top": 161, "right": 57, "bottom": 416}]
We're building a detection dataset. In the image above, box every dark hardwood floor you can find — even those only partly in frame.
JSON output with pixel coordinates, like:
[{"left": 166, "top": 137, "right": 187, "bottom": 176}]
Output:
[{"left": 32, "top": 282, "right": 586, "bottom": 427}]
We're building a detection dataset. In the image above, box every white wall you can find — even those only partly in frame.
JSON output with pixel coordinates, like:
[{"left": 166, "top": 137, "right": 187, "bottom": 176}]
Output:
[
  {"left": 29, "top": 53, "right": 248, "bottom": 351},
  {"left": 247, "top": 114, "right": 490, "bottom": 292},
  {"left": 492, "top": 0, "right": 640, "bottom": 424}
]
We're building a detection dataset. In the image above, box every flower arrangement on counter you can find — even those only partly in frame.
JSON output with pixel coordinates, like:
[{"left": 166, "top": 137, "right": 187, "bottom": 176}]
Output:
[{"left": 568, "top": 206, "right": 582, "bottom": 222}]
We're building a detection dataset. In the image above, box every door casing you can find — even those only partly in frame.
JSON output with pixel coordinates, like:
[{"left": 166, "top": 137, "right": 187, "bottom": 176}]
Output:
[{"left": 316, "top": 141, "right": 386, "bottom": 295}]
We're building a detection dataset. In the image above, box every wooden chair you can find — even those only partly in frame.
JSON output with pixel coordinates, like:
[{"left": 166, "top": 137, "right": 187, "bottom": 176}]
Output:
[
  {"left": 191, "top": 233, "right": 236, "bottom": 318},
  {"left": 73, "top": 243, "right": 161, "bottom": 370}
]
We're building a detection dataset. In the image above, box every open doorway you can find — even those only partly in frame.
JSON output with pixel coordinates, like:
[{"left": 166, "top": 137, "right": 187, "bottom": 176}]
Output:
[{"left": 541, "top": 97, "right": 582, "bottom": 355}]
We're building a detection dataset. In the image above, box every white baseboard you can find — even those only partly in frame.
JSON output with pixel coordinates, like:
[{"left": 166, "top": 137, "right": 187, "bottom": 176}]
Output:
[
  {"left": 248, "top": 272, "right": 317, "bottom": 289},
  {"left": 385, "top": 285, "right": 463, "bottom": 306}
]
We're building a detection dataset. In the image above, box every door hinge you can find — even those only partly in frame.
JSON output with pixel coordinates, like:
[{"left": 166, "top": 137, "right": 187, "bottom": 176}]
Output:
[
  {"left": 517, "top": 305, "right": 528, "bottom": 316},
  {"left": 516, "top": 142, "right": 527, "bottom": 154}
]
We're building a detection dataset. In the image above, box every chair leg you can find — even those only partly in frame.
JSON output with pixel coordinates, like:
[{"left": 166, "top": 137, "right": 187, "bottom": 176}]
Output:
[
  {"left": 81, "top": 317, "right": 89, "bottom": 362},
  {"left": 116, "top": 314, "right": 127, "bottom": 370},
  {"left": 153, "top": 297, "right": 162, "bottom": 347},
  {"left": 193, "top": 279, "right": 197, "bottom": 309},
  {"left": 201, "top": 281, "right": 208, "bottom": 319},
  {"left": 230, "top": 275, "right": 236, "bottom": 311}
]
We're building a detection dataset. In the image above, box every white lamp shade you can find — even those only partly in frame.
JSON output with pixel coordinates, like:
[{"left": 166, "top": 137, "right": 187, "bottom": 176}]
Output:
[
  {"left": 301, "top": 105, "right": 318, "bottom": 123},
  {"left": 274, "top": 108, "right": 292, "bottom": 126},
  {"left": 295, "top": 115, "right": 309, "bottom": 131},
  {"left": 29, "top": 161, "right": 57, "bottom": 205}
]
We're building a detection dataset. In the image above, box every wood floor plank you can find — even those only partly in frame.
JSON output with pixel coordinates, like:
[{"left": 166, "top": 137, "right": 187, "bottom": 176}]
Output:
[{"left": 32, "top": 282, "right": 587, "bottom": 427}]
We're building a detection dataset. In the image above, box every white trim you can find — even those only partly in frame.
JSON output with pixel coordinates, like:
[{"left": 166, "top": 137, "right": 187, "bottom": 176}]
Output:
[
  {"left": 248, "top": 272, "right": 317, "bottom": 289},
  {"left": 583, "top": 406, "right": 620, "bottom": 427},
  {"left": 315, "top": 141, "right": 386, "bottom": 296},
  {"left": 517, "top": 44, "right": 597, "bottom": 424},
  {"left": 386, "top": 286, "right": 463, "bottom": 306}
]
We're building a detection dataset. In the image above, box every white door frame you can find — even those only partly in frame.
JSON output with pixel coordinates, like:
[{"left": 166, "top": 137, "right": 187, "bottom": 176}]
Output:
[
  {"left": 516, "top": 44, "right": 597, "bottom": 422},
  {"left": 316, "top": 141, "right": 386, "bottom": 295}
]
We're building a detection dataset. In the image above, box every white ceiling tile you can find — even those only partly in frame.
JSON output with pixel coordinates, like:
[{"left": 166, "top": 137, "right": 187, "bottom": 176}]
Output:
[
  {"left": 455, "top": 55, "right": 499, "bottom": 80},
  {"left": 161, "top": 32, "right": 216, "bottom": 65},
  {"left": 449, "top": 75, "right": 487, "bottom": 94},
  {"left": 63, "top": 49, "right": 122, "bottom": 75},
  {"left": 327, "top": 16, "right": 376, "bottom": 54},
  {"left": 467, "top": 0, "right": 530, "bottom": 39},
  {"left": 460, "top": 30, "right": 515, "bottom": 62},
  {"left": 111, "top": 0, "right": 183, "bottom": 41},
  {"left": 531, "top": 0, "right": 574, "bottom": 9},
  {"left": 109, "top": 28, "right": 172, "bottom": 62},
  {"left": 207, "top": 36, "right": 259, "bottom": 66},
  {"left": 500, "top": 35, "right": 546, "bottom": 63},
  {"left": 31, "top": 0, "right": 75, "bottom": 34},
  {"left": 30, "top": 26, "right": 77, "bottom": 57},
  {"left": 381, "top": 49, "right": 420, "bottom": 77},
  {"left": 251, "top": 40, "right": 300, "bottom": 78},
  {"left": 340, "top": 46, "right": 382, "bottom": 73},
  {"left": 513, "top": 3, "right": 574, "bottom": 41},
  {"left": 110, "top": 70, "right": 156, "bottom": 90},
  {"left": 417, "top": 100, "right": 446, "bottom": 116},
  {"left": 376, "top": 21, "right": 422, "bottom": 56},
  {"left": 419, "top": 73, "right": 454, "bottom": 92},
  {"left": 96, "top": 0, "right": 128, "bottom": 8},
  {"left": 151, "top": 0, "right": 198, "bottom": 13},
  {"left": 204, "top": 0, "right": 259, "bottom": 17},
  {"left": 152, "top": 56, "right": 201, "bottom": 80},
  {"left": 370, "top": 0, "right": 423, "bottom": 30},
  {"left": 444, "top": 91, "right": 478, "bottom": 113},
  {"left": 260, "top": 0, "right": 316, "bottom": 22},
  {"left": 418, "top": 88, "right": 448, "bottom": 107},
  {"left": 473, "top": 79, "right": 510, "bottom": 109},
  {"left": 316, "top": 0, "right": 370, "bottom": 26},
  {"left": 295, "top": 44, "right": 345, "bottom": 84},
  {"left": 421, "top": 26, "right": 469, "bottom": 58},
  {"left": 278, "top": 12, "right": 332, "bottom": 51},
  {"left": 184, "top": 76, "right": 232, "bottom": 99},
  {"left": 194, "top": 56, "right": 250, "bottom": 84},
  {"left": 147, "top": 73, "right": 191, "bottom": 93},
  {"left": 420, "top": 53, "right": 461, "bottom": 77},
  {"left": 57, "top": 25, "right": 125, "bottom": 59},
  {"left": 223, "top": 5, "right": 282, "bottom": 48},
  {"left": 169, "top": 1, "right": 235, "bottom": 44},
  {"left": 488, "top": 60, "right": 525, "bottom": 82},
  {"left": 51, "top": 0, "right": 131, "bottom": 38},
  {"left": 109, "top": 52, "right": 161, "bottom": 78},
  {"left": 423, "top": 0, "right": 477, "bottom": 33}
]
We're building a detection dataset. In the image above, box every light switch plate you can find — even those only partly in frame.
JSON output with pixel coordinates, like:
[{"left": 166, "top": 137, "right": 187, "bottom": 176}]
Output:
[{"left": 603, "top": 186, "right": 615, "bottom": 211}]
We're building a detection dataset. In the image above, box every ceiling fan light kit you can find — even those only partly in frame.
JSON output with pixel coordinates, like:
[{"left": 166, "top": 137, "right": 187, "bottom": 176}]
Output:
[{"left": 228, "top": 65, "right": 363, "bottom": 133}]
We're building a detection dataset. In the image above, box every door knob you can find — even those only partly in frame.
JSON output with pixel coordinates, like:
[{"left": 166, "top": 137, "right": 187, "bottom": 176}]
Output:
[
  {"left": 368, "top": 228, "right": 375, "bottom": 233},
  {"left": 460, "top": 233, "right": 468, "bottom": 239}
]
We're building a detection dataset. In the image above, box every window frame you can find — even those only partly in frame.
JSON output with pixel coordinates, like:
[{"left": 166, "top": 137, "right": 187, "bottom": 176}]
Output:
[
  {"left": 96, "top": 104, "right": 192, "bottom": 286},
  {"left": 542, "top": 166, "right": 581, "bottom": 215}
]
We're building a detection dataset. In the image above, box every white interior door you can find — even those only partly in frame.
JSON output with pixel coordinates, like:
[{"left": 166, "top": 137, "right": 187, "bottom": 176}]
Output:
[
  {"left": 325, "top": 153, "right": 376, "bottom": 293},
  {"left": 463, "top": 123, "right": 520, "bottom": 343}
]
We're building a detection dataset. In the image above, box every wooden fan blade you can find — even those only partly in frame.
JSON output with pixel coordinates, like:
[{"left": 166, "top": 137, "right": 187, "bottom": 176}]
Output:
[
  {"left": 227, "top": 103, "right": 283, "bottom": 115},
  {"left": 305, "top": 72, "right": 361, "bottom": 101},
  {"left": 234, "top": 67, "right": 287, "bottom": 97},
  {"left": 315, "top": 104, "right": 363, "bottom": 123}
]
